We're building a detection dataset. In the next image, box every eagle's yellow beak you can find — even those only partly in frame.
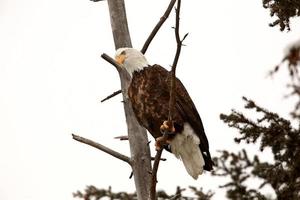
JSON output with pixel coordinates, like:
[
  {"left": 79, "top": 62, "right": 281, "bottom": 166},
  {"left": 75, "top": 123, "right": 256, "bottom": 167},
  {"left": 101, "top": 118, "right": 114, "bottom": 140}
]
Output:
[{"left": 115, "top": 54, "right": 126, "bottom": 66}]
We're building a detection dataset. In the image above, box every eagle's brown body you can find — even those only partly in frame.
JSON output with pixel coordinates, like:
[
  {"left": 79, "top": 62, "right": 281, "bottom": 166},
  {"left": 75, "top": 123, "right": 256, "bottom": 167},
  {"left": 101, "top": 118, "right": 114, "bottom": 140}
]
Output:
[{"left": 128, "top": 64, "right": 213, "bottom": 171}]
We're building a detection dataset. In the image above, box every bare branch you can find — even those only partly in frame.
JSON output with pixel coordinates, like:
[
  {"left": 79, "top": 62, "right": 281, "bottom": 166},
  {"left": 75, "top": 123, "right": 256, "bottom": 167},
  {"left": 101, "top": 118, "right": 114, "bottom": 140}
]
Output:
[
  {"left": 168, "top": 0, "right": 186, "bottom": 122},
  {"left": 106, "top": 0, "right": 132, "bottom": 49},
  {"left": 151, "top": 156, "right": 167, "bottom": 161},
  {"left": 101, "top": 89, "right": 122, "bottom": 103},
  {"left": 150, "top": 1, "right": 185, "bottom": 199},
  {"left": 72, "top": 134, "right": 131, "bottom": 165},
  {"left": 114, "top": 135, "right": 129, "bottom": 140},
  {"left": 150, "top": 149, "right": 163, "bottom": 200},
  {"left": 129, "top": 171, "right": 133, "bottom": 179},
  {"left": 141, "top": 0, "right": 177, "bottom": 54},
  {"left": 101, "top": 53, "right": 122, "bottom": 72}
]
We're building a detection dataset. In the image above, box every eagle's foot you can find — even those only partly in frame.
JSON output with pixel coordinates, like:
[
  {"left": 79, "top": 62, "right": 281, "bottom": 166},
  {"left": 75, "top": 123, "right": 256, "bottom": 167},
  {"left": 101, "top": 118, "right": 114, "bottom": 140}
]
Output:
[
  {"left": 156, "top": 121, "right": 175, "bottom": 150},
  {"left": 155, "top": 135, "right": 171, "bottom": 151},
  {"left": 160, "top": 120, "right": 175, "bottom": 134}
]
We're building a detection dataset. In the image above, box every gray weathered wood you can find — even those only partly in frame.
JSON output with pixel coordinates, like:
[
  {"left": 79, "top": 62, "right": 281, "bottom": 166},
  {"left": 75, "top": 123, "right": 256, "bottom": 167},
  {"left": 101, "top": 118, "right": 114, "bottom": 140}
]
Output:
[
  {"left": 107, "top": 0, "right": 132, "bottom": 49},
  {"left": 72, "top": 134, "right": 131, "bottom": 165},
  {"left": 106, "top": 0, "right": 152, "bottom": 199}
]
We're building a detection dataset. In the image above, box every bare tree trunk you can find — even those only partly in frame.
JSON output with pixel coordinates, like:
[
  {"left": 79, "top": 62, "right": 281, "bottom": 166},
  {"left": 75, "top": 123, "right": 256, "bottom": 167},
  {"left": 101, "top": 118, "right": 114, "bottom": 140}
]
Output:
[{"left": 106, "top": 0, "right": 152, "bottom": 199}]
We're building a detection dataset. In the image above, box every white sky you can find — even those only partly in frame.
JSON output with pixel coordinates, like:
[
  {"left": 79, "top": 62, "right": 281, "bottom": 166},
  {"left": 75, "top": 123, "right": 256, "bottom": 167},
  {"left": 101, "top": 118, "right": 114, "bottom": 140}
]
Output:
[{"left": 1, "top": 0, "right": 300, "bottom": 199}]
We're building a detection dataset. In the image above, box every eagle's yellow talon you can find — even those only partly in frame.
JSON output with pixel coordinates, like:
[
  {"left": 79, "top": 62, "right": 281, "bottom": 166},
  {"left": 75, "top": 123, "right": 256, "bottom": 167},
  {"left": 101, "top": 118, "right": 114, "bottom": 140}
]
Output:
[{"left": 160, "top": 120, "right": 175, "bottom": 133}]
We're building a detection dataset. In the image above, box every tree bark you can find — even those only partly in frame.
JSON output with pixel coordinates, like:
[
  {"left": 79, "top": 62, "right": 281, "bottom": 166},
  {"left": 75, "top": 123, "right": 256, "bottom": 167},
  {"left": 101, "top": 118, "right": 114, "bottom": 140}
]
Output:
[{"left": 106, "top": 0, "right": 152, "bottom": 199}]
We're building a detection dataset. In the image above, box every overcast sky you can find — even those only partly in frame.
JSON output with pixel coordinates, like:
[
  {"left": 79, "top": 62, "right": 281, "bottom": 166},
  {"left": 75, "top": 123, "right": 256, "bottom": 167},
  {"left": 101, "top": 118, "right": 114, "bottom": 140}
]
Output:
[{"left": 1, "top": 0, "right": 300, "bottom": 200}]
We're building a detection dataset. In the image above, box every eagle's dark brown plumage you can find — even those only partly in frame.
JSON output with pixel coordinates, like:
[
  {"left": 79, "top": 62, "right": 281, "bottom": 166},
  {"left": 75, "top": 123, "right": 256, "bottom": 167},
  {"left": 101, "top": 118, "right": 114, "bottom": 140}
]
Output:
[
  {"left": 115, "top": 48, "right": 213, "bottom": 179},
  {"left": 128, "top": 64, "right": 213, "bottom": 171}
]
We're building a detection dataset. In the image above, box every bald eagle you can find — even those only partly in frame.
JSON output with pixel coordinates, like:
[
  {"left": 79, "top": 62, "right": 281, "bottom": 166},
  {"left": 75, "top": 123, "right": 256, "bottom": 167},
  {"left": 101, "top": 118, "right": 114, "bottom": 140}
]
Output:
[{"left": 115, "top": 48, "right": 213, "bottom": 179}]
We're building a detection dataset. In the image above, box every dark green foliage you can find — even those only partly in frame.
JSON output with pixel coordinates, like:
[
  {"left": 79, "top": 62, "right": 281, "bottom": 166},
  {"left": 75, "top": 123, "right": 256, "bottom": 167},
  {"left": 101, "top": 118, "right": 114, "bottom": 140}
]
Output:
[
  {"left": 220, "top": 97, "right": 294, "bottom": 150},
  {"left": 73, "top": 186, "right": 137, "bottom": 200},
  {"left": 73, "top": 186, "right": 214, "bottom": 200},
  {"left": 270, "top": 43, "right": 300, "bottom": 118},
  {"left": 289, "top": 82, "right": 300, "bottom": 118},
  {"left": 263, "top": 0, "right": 300, "bottom": 31},
  {"left": 270, "top": 45, "right": 300, "bottom": 79},
  {"left": 215, "top": 40, "right": 300, "bottom": 200},
  {"left": 188, "top": 186, "right": 214, "bottom": 200},
  {"left": 282, "top": 45, "right": 300, "bottom": 118},
  {"left": 218, "top": 96, "right": 300, "bottom": 200},
  {"left": 212, "top": 150, "right": 270, "bottom": 200}
]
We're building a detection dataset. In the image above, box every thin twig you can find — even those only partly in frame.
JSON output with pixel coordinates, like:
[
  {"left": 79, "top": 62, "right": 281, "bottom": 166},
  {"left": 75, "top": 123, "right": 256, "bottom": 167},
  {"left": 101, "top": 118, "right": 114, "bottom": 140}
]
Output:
[
  {"left": 141, "top": 0, "right": 177, "bottom": 54},
  {"left": 72, "top": 134, "right": 131, "bottom": 165},
  {"left": 114, "top": 135, "right": 129, "bottom": 141},
  {"left": 150, "top": 0, "right": 186, "bottom": 199},
  {"left": 129, "top": 171, "right": 133, "bottom": 179},
  {"left": 151, "top": 157, "right": 167, "bottom": 161},
  {"left": 101, "top": 53, "right": 122, "bottom": 72},
  {"left": 101, "top": 90, "right": 122, "bottom": 103},
  {"left": 168, "top": 0, "right": 187, "bottom": 122}
]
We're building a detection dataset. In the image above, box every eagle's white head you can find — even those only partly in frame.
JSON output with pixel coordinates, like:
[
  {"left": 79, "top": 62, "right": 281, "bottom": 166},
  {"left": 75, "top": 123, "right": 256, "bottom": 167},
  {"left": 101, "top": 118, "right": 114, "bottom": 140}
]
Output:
[{"left": 115, "top": 48, "right": 149, "bottom": 76}]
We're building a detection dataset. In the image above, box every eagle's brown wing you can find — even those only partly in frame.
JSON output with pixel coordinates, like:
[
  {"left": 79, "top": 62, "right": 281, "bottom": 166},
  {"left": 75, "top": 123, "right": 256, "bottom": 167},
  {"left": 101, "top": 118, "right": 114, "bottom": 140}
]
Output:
[
  {"left": 154, "top": 64, "right": 213, "bottom": 170},
  {"left": 175, "top": 78, "right": 213, "bottom": 170}
]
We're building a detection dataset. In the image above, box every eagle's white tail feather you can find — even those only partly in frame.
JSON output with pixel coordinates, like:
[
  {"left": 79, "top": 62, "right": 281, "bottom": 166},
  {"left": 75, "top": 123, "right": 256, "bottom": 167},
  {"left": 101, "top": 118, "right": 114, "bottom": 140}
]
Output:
[{"left": 170, "top": 123, "right": 205, "bottom": 179}]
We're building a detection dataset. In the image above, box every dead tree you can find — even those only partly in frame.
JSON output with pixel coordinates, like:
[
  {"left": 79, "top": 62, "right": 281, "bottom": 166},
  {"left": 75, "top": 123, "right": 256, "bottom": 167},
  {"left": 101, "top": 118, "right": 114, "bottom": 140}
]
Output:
[
  {"left": 73, "top": 0, "right": 152, "bottom": 199},
  {"left": 73, "top": 0, "right": 181, "bottom": 199},
  {"left": 105, "top": 1, "right": 153, "bottom": 199}
]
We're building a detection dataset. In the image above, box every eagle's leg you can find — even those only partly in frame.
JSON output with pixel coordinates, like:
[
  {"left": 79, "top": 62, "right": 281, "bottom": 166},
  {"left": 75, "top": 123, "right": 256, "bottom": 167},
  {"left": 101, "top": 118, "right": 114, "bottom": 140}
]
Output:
[{"left": 155, "top": 121, "right": 176, "bottom": 150}]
